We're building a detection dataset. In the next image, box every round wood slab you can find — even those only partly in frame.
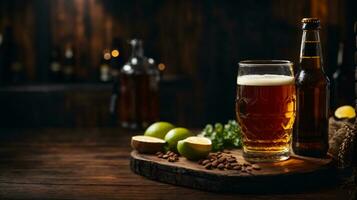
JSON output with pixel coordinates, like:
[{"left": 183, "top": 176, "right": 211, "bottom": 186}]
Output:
[{"left": 130, "top": 149, "right": 337, "bottom": 193}]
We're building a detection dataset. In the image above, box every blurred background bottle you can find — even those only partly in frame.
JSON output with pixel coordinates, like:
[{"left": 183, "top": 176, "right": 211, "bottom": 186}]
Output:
[
  {"left": 332, "top": 41, "right": 355, "bottom": 110},
  {"left": 62, "top": 43, "right": 75, "bottom": 82},
  {"left": 49, "top": 46, "right": 62, "bottom": 82},
  {"left": 0, "top": 26, "right": 25, "bottom": 85},
  {"left": 355, "top": 21, "right": 357, "bottom": 108},
  {"left": 117, "top": 39, "right": 159, "bottom": 129},
  {"left": 99, "top": 49, "right": 112, "bottom": 83}
]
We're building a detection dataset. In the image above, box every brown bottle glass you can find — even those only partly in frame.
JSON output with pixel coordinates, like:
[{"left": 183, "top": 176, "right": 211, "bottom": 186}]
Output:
[{"left": 293, "top": 18, "right": 329, "bottom": 157}]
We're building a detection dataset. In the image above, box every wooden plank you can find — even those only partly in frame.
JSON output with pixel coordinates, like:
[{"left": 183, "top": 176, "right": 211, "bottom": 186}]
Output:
[{"left": 131, "top": 150, "right": 336, "bottom": 193}]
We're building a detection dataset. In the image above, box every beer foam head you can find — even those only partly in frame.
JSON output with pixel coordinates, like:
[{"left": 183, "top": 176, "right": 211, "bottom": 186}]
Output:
[{"left": 237, "top": 74, "right": 295, "bottom": 86}]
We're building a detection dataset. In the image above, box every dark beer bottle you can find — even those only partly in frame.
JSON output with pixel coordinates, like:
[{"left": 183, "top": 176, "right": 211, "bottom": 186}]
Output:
[
  {"left": 332, "top": 42, "right": 355, "bottom": 110},
  {"left": 293, "top": 18, "right": 329, "bottom": 157}
]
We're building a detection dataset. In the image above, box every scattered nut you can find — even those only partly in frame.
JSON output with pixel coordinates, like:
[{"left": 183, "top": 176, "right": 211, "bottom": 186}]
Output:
[
  {"left": 217, "top": 163, "right": 225, "bottom": 170},
  {"left": 195, "top": 151, "right": 263, "bottom": 172},
  {"left": 225, "top": 163, "right": 232, "bottom": 169},
  {"left": 218, "top": 157, "right": 226, "bottom": 163},
  {"left": 231, "top": 162, "right": 239, "bottom": 167},
  {"left": 205, "top": 163, "right": 212, "bottom": 169},
  {"left": 212, "top": 160, "right": 219, "bottom": 167},
  {"left": 202, "top": 160, "right": 210, "bottom": 165},
  {"left": 233, "top": 165, "right": 242, "bottom": 170},
  {"left": 252, "top": 164, "right": 261, "bottom": 170},
  {"left": 155, "top": 151, "right": 180, "bottom": 162}
]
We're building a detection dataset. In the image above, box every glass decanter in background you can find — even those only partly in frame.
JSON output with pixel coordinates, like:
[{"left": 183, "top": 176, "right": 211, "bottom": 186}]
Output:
[{"left": 117, "top": 39, "right": 159, "bottom": 129}]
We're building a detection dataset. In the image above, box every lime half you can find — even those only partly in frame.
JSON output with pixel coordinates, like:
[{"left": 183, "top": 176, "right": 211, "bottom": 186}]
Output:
[{"left": 177, "top": 136, "right": 212, "bottom": 160}]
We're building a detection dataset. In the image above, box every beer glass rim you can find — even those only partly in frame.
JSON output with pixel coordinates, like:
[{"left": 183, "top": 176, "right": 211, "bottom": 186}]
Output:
[{"left": 239, "top": 60, "right": 293, "bottom": 66}]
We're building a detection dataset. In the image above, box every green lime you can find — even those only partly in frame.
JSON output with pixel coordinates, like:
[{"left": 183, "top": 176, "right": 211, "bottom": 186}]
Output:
[
  {"left": 144, "top": 122, "right": 175, "bottom": 139},
  {"left": 177, "top": 136, "right": 212, "bottom": 160},
  {"left": 164, "top": 127, "right": 193, "bottom": 152}
]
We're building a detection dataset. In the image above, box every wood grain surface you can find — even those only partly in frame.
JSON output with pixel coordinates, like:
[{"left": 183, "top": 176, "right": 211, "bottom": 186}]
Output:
[{"left": 0, "top": 128, "right": 353, "bottom": 200}]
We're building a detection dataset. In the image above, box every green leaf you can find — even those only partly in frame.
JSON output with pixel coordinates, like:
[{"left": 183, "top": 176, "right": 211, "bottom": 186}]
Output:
[{"left": 200, "top": 120, "right": 242, "bottom": 151}]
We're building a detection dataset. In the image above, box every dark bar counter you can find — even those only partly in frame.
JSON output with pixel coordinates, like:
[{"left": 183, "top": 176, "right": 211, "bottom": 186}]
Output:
[{"left": 0, "top": 128, "right": 351, "bottom": 200}]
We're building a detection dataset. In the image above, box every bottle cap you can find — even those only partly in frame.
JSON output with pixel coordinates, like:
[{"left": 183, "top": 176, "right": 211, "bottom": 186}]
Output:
[{"left": 302, "top": 18, "right": 321, "bottom": 30}]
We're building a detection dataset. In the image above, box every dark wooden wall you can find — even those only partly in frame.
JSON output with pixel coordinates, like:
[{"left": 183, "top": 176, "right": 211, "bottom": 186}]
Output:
[
  {"left": 0, "top": 0, "right": 356, "bottom": 127},
  {"left": 0, "top": 0, "right": 352, "bottom": 80}
]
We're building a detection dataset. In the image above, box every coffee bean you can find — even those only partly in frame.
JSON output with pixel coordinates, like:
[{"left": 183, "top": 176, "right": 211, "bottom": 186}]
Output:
[
  {"left": 230, "top": 162, "right": 239, "bottom": 167},
  {"left": 202, "top": 160, "right": 210, "bottom": 165},
  {"left": 218, "top": 157, "right": 226, "bottom": 163},
  {"left": 205, "top": 163, "right": 212, "bottom": 169},
  {"left": 212, "top": 160, "right": 219, "bottom": 167},
  {"left": 162, "top": 155, "right": 169, "bottom": 159},
  {"left": 252, "top": 164, "right": 261, "bottom": 170},
  {"left": 233, "top": 165, "right": 242, "bottom": 170},
  {"left": 198, "top": 159, "right": 204, "bottom": 165},
  {"left": 168, "top": 157, "right": 175, "bottom": 162},
  {"left": 156, "top": 152, "right": 163, "bottom": 156},
  {"left": 217, "top": 163, "right": 225, "bottom": 169},
  {"left": 227, "top": 158, "right": 236, "bottom": 163},
  {"left": 210, "top": 158, "right": 215, "bottom": 162},
  {"left": 225, "top": 163, "right": 232, "bottom": 169},
  {"left": 158, "top": 154, "right": 163, "bottom": 158}
]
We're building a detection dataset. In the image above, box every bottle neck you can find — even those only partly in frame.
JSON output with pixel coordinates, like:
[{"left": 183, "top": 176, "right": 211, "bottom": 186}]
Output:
[
  {"left": 131, "top": 43, "right": 144, "bottom": 58},
  {"left": 299, "top": 30, "right": 323, "bottom": 69}
]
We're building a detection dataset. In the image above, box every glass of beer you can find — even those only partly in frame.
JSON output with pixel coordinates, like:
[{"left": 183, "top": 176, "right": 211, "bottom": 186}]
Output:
[{"left": 236, "top": 60, "right": 296, "bottom": 162}]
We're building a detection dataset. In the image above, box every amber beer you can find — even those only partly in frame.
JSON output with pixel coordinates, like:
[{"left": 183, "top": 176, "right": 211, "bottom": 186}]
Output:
[
  {"left": 293, "top": 18, "right": 329, "bottom": 157},
  {"left": 236, "top": 62, "right": 296, "bottom": 162}
]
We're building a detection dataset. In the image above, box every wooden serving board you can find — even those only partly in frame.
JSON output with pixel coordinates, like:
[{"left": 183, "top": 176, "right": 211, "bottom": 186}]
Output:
[{"left": 130, "top": 149, "right": 338, "bottom": 193}]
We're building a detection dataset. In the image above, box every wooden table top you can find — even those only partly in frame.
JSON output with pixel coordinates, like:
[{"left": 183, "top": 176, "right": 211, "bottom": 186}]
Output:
[{"left": 0, "top": 128, "right": 353, "bottom": 200}]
